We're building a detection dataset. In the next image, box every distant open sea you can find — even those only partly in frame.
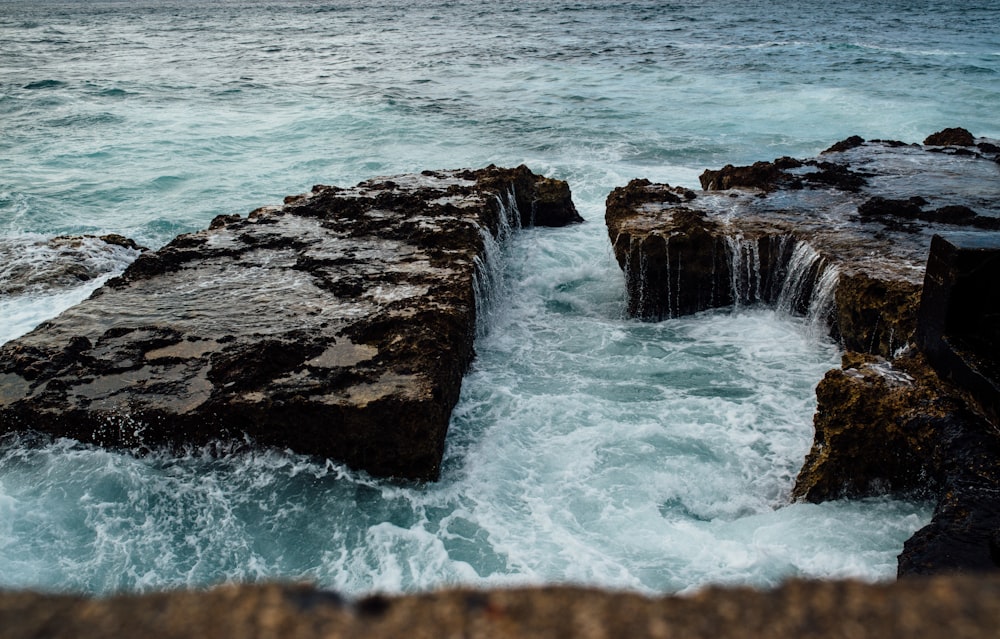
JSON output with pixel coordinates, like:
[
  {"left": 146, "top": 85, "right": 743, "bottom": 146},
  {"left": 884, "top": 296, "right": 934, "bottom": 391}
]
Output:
[{"left": 1, "top": 0, "right": 997, "bottom": 596}]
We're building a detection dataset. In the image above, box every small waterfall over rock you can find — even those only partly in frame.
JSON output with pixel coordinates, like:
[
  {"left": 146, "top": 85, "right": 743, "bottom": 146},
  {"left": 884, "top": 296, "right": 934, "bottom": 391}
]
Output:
[
  {"left": 723, "top": 234, "right": 841, "bottom": 327},
  {"left": 724, "top": 234, "right": 796, "bottom": 310},
  {"left": 805, "top": 259, "right": 841, "bottom": 325},
  {"left": 473, "top": 187, "right": 521, "bottom": 336},
  {"left": 773, "top": 240, "right": 840, "bottom": 324},
  {"left": 618, "top": 227, "right": 841, "bottom": 329},
  {"left": 726, "top": 234, "right": 762, "bottom": 309}
]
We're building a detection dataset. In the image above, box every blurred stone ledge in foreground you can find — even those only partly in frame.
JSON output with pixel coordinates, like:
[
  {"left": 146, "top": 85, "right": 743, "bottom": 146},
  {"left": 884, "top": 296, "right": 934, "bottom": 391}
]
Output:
[
  {"left": 0, "top": 165, "right": 581, "bottom": 481},
  {"left": 605, "top": 128, "right": 1000, "bottom": 575},
  {"left": 3, "top": 576, "right": 1000, "bottom": 639}
]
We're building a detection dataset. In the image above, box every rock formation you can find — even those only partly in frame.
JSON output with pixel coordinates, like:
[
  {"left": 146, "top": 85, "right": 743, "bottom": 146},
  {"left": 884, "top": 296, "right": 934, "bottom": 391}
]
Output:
[
  {"left": 606, "top": 129, "right": 999, "bottom": 356},
  {"left": 3, "top": 576, "right": 1000, "bottom": 639},
  {"left": 0, "top": 165, "right": 580, "bottom": 481},
  {"left": 606, "top": 129, "right": 1000, "bottom": 574},
  {"left": 794, "top": 235, "right": 1000, "bottom": 575},
  {"left": 791, "top": 348, "right": 1000, "bottom": 574},
  {"left": 916, "top": 234, "right": 1000, "bottom": 426}
]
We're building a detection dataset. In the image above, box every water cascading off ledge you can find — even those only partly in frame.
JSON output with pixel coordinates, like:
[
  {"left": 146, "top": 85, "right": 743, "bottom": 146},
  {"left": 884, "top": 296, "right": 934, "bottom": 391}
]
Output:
[
  {"left": 605, "top": 131, "right": 1000, "bottom": 576},
  {"left": 604, "top": 158, "right": 933, "bottom": 358}
]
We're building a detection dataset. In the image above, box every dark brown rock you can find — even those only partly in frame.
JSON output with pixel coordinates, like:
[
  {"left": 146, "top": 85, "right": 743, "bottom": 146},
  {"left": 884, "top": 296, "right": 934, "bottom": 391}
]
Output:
[
  {"left": 794, "top": 234, "right": 1000, "bottom": 575},
  {"left": 924, "top": 127, "right": 976, "bottom": 147},
  {"left": 609, "top": 132, "right": 1000, "bottom": 575},
  {"left": 699, "top": 160, "right": 784, "bottom": 191},
  {"left": 833, "top": 273, "right": 921, "bottom": 356},
  {"left": 797, "top": 160, "right": 870, "bottom": 192},
  {"left": 605, "top": 175, "right": 915, "bottom": 352},
  {"left": 792, "top": 350, "right": 1000, "bottom": 576},
  {"left": 858, "top": 197, "right": 993, "bottom": 230},
  {"left": 857, "top": 195, "right": 928, "bottom": 220},
  {"left": 3, "top": 577, "right": 1000, "bottom": 639},
  {"left": 457, "top": 165, "right": 583, "bottom": 227},
  {"left": 97, "top": 234, "right": 145, "bottom": 251},
  {"left": 822, "top": 135, "right": 865, "bottom": 154},
  {"left": 698, "top": 156, "right": 867, "bottom": 193},
  {"left": 916, "top": 234, "right": 1000, "bottom": 427},
  {"left": 607, "top": 134, "right": 1000, "bottom": 358},
  {"left": 900, "top": 489, "right": 1000, "bottom": 575},
  {"left": 605, "top": 183, "right": 732, "bottom": 318},
  {"left": 0, "top": 166, "right": 580, "bottom": 481},
  {"left": 792, "top": 351, "right": 959, "bottom": 502}
]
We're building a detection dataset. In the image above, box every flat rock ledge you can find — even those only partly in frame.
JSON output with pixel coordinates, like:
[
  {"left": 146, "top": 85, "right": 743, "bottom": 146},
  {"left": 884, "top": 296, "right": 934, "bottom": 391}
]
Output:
[
  {"left": 3, "top": 577, "right": 1000, "bottom": 639},
  {"left": 605, "top": 129, "right": 1000, "bottom": 575},
  {"left": 606, "top": 129, "right": 1000, "bottom": 356},
  {"left": 0, "top": 165, "right": 581, "bottom": 481}
]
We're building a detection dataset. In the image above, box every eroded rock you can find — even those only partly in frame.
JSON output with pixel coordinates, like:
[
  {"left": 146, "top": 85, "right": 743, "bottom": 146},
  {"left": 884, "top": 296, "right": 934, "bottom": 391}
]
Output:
[
  {"left": 0, "top": 165, "right": 580, "bottom": 480},
  {"left": 607, "top": 131, "right": 1000, "bottom": 357},
  {"left": 792, "top": 350, "right": 1000, "bottom": 575},
  {"left": 793, "top": 234, "right": 1000, "bottom": 574},
  {"left": 607, "top": 130, "right": 1000, "bottom": 575}
]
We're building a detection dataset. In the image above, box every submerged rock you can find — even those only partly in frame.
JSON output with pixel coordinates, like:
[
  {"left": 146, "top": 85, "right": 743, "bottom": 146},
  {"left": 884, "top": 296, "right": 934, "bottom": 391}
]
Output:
[
  {"left": 0, "top": 234, "right": 146, "bottom": 296},
  {"left": 0, "top": 165, "right": 580, "bottom": 480},
  {"left": 3, "top": 577, "right": 1000, "bottom": 639}
]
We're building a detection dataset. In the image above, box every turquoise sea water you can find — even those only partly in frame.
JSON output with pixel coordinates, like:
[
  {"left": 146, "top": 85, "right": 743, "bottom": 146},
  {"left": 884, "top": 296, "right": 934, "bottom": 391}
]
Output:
[{"left": 1, "top": 0, "right": 997, "bottom": 595}]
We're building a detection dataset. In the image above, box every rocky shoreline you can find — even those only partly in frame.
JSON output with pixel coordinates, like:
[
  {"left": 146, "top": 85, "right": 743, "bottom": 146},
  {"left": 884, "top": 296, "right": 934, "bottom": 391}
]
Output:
[
  {"left": 606, "top": 128, "right": 1000, "bottom": 574},
  {"left": 0, "top": 166, "right": 580, "bottom": 481},
  {"left": 0, "top": 130, "right": 998, "bottom": 632},
  {"left": 0, "top": 233, "right": 146, "bottom": 298}
]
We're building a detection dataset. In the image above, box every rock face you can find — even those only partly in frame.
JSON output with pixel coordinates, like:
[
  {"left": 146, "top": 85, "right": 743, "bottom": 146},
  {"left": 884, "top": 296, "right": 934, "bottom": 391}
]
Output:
[
  {"left": 794, "top": 235, "right": 1000, "bottom": 575},
  {"left": 606, "top": 132, "right": 1000, "bottom": 357},
  {"left": 792, "top": 350, "right": 1000, "bottom": 575},
  {"left": 916, "top": 234, "right": 1000, "bottom": 426},
  {"left": 0, "top": 165, "right": 580, "bottom": 481},
  {"left": 3, "top": 577, "right": 1000, "bottom": 639},
  {"left": 606, "top": 129, "right": 1000, "bottom": 575}
]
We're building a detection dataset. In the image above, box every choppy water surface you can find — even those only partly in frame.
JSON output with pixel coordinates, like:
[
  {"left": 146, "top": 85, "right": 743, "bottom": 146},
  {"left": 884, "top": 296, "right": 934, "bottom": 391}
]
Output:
[{"left": 2, "top": 0, "right": 995, "bottom": 595}]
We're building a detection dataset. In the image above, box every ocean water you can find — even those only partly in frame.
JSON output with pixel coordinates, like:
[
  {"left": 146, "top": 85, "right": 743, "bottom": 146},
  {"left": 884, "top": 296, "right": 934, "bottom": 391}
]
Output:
[{"left": 2, "top": 0, "right": 997, "bottom": 595}]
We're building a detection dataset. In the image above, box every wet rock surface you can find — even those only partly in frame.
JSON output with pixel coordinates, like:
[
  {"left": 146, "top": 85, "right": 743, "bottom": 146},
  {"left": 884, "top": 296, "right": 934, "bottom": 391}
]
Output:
[
  {"left": 0, "top": 234, "right": 145, "bottom": 296},
  {"left": 917, "top": 234, "right": 1000, "bottom": 426},
  {"left": 924, "top": 126, "right": 976, "bottom": 147},
  {"left": 794, "top": 233, "right": 1000, "bottom": 575},
  {"left": 606, "top": 129, "right": 1000, "bottom": 575},
  {"left": 0, "top": 165, "right": 579, "bottom": 480},
  {"left": 792, "top": 350, "right": 1000, "bottom": 575},
  {"left": 3, "top": 577, "right": 1000, "bottom": 639},
  {"left": 606, "top": 131, "right": 1000, "bottom": 356}
]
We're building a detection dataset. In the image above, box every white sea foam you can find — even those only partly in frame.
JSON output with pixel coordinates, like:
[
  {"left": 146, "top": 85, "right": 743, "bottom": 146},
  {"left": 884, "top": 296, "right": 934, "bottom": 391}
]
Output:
[
  {"left": 3, "top": 0, "right": 989, "bottom": 596},
  {"left": 0, "top": 233, "right": 141, "bottom": 342},
  {"left": 0, "top": 214, "right": 928, "bottom": 597}
]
